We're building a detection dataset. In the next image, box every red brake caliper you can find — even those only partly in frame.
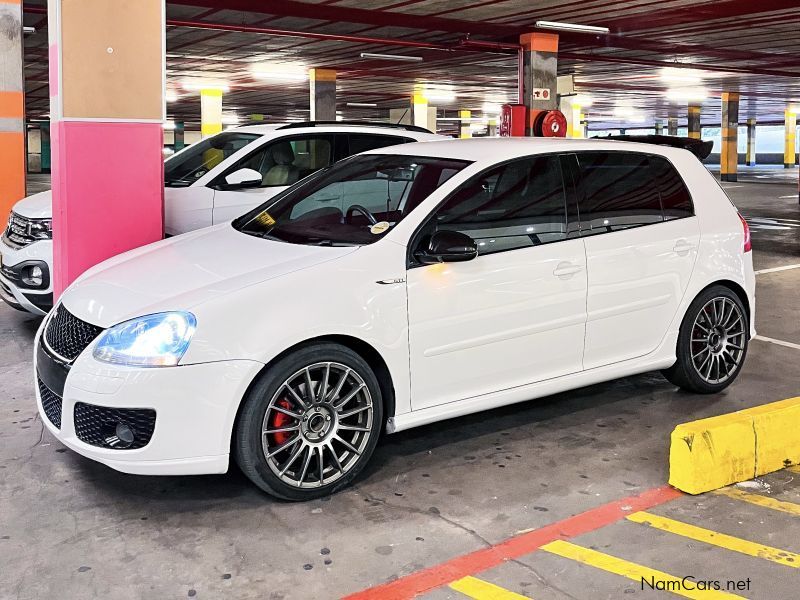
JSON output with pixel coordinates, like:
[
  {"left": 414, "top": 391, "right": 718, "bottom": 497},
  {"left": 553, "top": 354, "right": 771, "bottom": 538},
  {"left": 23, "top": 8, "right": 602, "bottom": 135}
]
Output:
[{"left": 270, "top": 399, "right": 293, "bottom": 445}]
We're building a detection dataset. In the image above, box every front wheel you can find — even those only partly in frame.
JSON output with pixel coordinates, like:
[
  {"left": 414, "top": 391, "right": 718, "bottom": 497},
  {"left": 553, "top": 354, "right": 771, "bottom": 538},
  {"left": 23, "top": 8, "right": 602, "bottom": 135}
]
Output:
[
  {"left": 234, "top": 343, "right": 384, "bottom": 500},
  {"left": 662, "top": 285, "right": 749, "bottom": 394}
]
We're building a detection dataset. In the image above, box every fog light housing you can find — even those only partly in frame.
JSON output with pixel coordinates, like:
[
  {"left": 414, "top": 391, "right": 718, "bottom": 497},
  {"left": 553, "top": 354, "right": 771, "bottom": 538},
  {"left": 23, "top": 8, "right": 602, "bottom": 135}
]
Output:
[
  {"left": 22, "top": 265, "right": 43, "bottom": 287},
  {"left": 104, "top": 422, "right": 135, "bottom": 449}
]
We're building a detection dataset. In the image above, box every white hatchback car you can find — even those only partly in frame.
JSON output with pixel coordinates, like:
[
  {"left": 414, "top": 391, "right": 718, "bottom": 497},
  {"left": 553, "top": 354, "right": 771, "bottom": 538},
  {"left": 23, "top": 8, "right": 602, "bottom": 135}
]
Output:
[
  {"left": 35, "top": 138, "right": 755, "bottom": 500},
  {"left": 0, "top": 122, "right": 441, "bottom": 315}
]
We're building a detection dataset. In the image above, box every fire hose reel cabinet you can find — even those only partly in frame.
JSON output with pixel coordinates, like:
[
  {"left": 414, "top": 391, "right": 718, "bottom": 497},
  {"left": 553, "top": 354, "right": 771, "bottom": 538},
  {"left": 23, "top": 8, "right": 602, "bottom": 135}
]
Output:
[{"left": 500, "top": 104, "right": 526, "bottom": 137}]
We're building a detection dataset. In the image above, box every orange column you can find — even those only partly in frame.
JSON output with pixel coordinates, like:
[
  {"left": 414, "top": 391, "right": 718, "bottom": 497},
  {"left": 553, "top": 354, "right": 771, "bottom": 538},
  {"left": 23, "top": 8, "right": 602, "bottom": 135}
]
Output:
[
  {"left": 519, "top": 32, "right": 559, "bottom": 136},
  {"left": 0, "top": 0, "right": 26, "bottom": 222}
]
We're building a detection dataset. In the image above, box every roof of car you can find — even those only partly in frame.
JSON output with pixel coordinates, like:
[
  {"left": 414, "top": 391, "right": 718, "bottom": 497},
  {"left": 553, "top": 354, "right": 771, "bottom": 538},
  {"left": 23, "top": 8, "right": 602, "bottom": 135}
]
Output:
[
  {"left": 364, "top": 137, "right": 696, "bottom": 163},
  {"left": 231, "top": 123, "right": 442, "bottom": 140}
]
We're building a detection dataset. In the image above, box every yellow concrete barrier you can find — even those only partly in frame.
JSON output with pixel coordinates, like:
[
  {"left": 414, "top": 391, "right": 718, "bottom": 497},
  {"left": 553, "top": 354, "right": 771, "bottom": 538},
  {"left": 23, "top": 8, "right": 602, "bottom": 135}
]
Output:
[{"left": 669, "top": 397, "right": 800, "bottom": 494}]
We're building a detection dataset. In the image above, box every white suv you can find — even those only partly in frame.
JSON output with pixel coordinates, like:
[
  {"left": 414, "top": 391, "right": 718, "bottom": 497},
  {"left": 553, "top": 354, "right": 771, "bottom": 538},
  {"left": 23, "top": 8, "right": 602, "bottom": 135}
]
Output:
[
  {"left": 0, "top": 122, "right": 442, "bottom": 314},
  {"left": 35, "top": 138, "right": 755, "bottom": 500}
]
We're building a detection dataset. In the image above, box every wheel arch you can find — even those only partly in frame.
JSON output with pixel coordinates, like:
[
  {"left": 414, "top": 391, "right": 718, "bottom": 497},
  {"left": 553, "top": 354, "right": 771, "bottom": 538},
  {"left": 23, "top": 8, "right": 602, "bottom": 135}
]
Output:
[
  {"left": 229, "top": 334, "right": 397, "bottom": 456},
  {"left": 701, "top": 279, "right": 751, "bottom": 326}
]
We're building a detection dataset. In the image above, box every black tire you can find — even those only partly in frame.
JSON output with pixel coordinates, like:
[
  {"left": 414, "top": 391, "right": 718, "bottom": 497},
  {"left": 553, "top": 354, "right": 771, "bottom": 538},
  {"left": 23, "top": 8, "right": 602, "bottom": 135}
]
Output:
[
  {"left": 662, "top": 285, "right": 749, "bottom": 394},
  {"left": 234, "top": 342, "right": 384, "bottom": 501}
]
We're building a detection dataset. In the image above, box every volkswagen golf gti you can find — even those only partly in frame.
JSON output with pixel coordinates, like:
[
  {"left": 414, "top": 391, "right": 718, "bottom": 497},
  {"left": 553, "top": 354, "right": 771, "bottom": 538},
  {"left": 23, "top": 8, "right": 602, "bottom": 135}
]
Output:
[{"left": 34, "top": 137, "right": 755, "bottom": 500}]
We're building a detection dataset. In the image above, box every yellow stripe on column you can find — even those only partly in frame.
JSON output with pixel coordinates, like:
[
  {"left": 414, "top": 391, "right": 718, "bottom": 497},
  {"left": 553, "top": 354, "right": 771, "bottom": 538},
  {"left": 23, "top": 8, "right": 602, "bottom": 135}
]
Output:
[
  {"left": 459, "top": 110, "right": 472, "bottom": 139},
  {"left": 200, "top": 88, "right": 223, "bottom": 138},
  {"left": 785, "top": 109, "right": 796, "bottom": 168},
  {"left": 627, "top": 511, "right": 800, "bottom": 568},
  {"left": 541, "top": 540, "right": 744, "bottom": 599},
  {"left": 449, "top": 576, "right": 533, "bottom": 600}
]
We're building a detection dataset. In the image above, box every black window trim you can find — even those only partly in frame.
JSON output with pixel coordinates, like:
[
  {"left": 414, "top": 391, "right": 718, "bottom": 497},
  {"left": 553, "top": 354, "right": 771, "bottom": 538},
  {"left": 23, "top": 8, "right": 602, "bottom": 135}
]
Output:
[
  {"left": 208, "top": 133, "right": 340, "bottom": 191},
  {"left": 570, "top": 149, "right": 696, "bottom": 239},
  {"left": 406, "top": 151, "right": 580, "bottom": 269},
  {"left": 344, "top": 133, "right": 416, "bottom": 156}
]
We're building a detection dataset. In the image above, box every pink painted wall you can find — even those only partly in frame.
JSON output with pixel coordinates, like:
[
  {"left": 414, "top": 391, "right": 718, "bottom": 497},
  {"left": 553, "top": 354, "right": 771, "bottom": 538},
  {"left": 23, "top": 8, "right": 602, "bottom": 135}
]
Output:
[{"left": 51, "top": 121, "right": 164, "bottom": 298}]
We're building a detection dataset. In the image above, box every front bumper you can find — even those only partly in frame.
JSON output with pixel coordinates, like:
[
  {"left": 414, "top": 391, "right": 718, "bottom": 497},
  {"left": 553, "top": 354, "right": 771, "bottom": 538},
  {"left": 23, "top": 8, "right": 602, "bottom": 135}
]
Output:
[
  {"left": 0, "top": 238, "right": 53, "bottom": 315},
  {"left": 34, "top": 326, "right": 264, "bottom": 475}
]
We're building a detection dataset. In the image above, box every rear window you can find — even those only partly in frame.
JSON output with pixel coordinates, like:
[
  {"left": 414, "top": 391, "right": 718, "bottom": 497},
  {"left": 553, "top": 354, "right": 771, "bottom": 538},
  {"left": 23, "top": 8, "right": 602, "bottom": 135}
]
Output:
[{"left": 650, "top": 156, "right": 694, "bottom": 220}]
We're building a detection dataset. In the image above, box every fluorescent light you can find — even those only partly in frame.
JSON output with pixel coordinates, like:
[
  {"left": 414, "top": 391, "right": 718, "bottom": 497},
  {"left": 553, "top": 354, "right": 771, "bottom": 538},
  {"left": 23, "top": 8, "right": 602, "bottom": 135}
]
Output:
[
  {"left": 360, "top": 52, "right": 423, "bottom": 63},
  {"left": 251, "top": 63, "right": 307, "bottom": 81},
  {"left": 535, "top": 20, "right": 609, "bottom": 34},
  {"left": 660, "top": 67, "right": 703, "bottom": 85},
  {"left": 221, "top": 114, "right": 240, "bottom": 125},
  {"left": 23, "top": 26, "right": 36, "bottom": 35},
  {"left": 346, "top": 102, "right": 378, "bottom": 108},
  {"left": 423, "top": 85, "right": 456, "bottom": 103},
  {"left": 666, "top": 87, "right": 708, "bottom": 102},
  {"left": 182, "top": 81, "right": 229, "bottom": 92}
]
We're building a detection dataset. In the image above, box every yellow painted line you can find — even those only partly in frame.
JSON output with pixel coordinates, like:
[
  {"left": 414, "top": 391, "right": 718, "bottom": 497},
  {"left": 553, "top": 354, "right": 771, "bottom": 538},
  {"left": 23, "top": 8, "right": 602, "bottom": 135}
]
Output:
[
  {"left": 628, "top": 511, "right": 800, "bottom": 568},
  {"left": 714, "top": 487, "right": 800, "bottom": 516},
  {"left": 449, "top": 576, "right": 532, "bottom": 600},
  {"left": 540, "top": 540, "right": 744, "bottom": 599}
]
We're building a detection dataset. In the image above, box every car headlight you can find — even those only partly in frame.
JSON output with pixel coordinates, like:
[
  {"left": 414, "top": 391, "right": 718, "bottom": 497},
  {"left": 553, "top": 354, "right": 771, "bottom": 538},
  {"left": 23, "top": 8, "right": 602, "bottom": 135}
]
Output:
[
  {"left": 93, "top": 311, "right": 196, "bottom": 367},
  {"left": 28, "top": 219, "right": 52, "bottom": 240}
]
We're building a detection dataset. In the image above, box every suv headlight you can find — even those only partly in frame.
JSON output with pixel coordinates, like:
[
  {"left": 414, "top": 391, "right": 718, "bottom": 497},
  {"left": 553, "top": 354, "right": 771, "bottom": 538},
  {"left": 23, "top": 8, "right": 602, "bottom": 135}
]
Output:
[
  {"left": 28, "top": 219, "right": 52, "bottom": 240},
  {"left": 93, "top": 311, "right": 196, "bottom": 367}
]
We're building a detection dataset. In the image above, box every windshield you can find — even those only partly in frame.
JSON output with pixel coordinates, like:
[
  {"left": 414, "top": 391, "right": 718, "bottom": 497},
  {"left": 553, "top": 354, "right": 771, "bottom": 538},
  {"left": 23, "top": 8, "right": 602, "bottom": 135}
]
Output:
[
  {"left": 164, "top": 131, "right": 261, "bottom": 187},
  {"left": 234, "top": 154, "right": 471, "bottom": 246}
]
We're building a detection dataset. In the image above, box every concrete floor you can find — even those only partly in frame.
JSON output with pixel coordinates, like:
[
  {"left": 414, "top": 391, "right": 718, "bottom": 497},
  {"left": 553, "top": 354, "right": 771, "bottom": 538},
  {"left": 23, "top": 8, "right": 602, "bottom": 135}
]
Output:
[{"left": 2, "top": 174, "right": 799, "bottom": 599}]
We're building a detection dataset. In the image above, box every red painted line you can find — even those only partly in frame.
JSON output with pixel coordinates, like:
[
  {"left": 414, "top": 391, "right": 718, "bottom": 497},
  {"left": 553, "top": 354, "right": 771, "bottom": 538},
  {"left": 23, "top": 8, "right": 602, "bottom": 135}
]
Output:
[{"left": 343, "top": 485, "right": 683, "bottom": 600}]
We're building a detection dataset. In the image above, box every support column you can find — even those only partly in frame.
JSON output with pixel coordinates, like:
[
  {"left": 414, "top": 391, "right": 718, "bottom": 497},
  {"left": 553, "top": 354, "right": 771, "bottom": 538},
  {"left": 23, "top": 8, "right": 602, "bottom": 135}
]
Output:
[
  {"left": 745, "top": 118, "right": 756, "bottom": 167},
  {"left": 200, "top": 88, "right": 223, "bottom": 138},
  {"left": 520, "top": 32, "right": 558, "bottom": 136},
  {"left": 688, "top": 104, "right": 701, "bottom": 139},
  {"left": 411, "top": 93, "right": 428, "bottom": 130},
  {"left": 48, "top": 0, "right": 165, "bottom": 297},
  {"left": 0, "top": 0, "right": 26, "bottom": 220},
  {"left": 40, "top": 122, "right": 51, "bottom": 173},
  {"left": 559, "top": 97, "right": 582, "bottom": 138},
  {"left": 459, "top": 110, "right": 471, "bottom": 138},
  {"left": 720, "top": 92, "right": 739, "bottom": 182},
  {"left": 668, "top": 117, "right": 678, "bottom": 136},
  {"left": 487, "top": 118, "right": 497, "bottom": 137},
  {"left": 174, "top": 121, "right": 185, "bottom": 151},
  {"left": 655, "top": 121, "right": 664, "bottom": 135},
  {"left": 309, "top": 68, "right": 336, "bottom": 121},
  {"left": 784, "top": 108, "right": 796, "bottom": 169}
]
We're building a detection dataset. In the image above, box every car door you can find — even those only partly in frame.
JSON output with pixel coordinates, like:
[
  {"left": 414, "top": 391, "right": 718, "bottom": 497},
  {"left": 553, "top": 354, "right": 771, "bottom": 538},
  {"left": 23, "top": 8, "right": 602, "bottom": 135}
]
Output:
[
  {"left": 406, "top": 154, "right": 588, "bottom": 410},
  {"left": 211, "top": 134, "right": 338, "bottom": 224},
  {"left": 571, "top": 151, "right": 700, "bottom": 369}
]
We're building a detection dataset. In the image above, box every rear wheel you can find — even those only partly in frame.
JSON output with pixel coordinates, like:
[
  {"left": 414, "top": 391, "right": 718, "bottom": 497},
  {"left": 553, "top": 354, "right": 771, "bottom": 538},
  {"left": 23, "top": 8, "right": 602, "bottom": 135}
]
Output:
[
  {"left": 234, "top": 343, "right": 383, "bottom": 500},
  {"left": 662, "top": 285, "right": 748, "bottom": 393}
]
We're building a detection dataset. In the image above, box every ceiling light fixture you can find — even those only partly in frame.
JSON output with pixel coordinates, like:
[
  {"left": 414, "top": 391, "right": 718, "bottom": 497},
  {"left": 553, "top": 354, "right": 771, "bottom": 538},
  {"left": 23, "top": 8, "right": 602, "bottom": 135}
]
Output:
[
  {"left": 666, "top": 87, "right": 709, "bottom": 102},
  {"left": 660, "top": 67, "right": 703, "bottom": 85},
  {"left": 221, "top": 114, "right": 240, "bottom": 125},
  {"left": 346, "top": 102, "right": 378, "bottom": 108},
  {"left": 251, "top": 63, "right": 308, "bottom": 81},
  {"left": 360, "top": 52, "right": 423, "bottom": 63},
  {"left": 535, "top": 20, "right": 610, "bottom": 34},
  {"left": 182, "top": 81, "right": 229, "bottom": 93}
]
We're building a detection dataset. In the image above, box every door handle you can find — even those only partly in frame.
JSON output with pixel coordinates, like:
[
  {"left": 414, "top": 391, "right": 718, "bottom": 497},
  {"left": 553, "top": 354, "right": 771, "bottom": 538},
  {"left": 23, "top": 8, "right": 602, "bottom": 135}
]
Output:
[
  {"left": 673, "top": 240, "right": 696, "bottom": 255},
  {"left": 553, "top": 262, "right": 583, "bottom": 278}
]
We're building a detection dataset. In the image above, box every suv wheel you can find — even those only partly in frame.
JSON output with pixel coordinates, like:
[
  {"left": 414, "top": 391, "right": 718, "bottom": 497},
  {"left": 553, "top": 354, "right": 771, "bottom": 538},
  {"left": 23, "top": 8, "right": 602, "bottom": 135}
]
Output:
[
  {"left": 662, "top": 285, "right": 748, "bottom": 394},
  {"left": 234, "top": 343, "right": 383, "bottom": 500}
]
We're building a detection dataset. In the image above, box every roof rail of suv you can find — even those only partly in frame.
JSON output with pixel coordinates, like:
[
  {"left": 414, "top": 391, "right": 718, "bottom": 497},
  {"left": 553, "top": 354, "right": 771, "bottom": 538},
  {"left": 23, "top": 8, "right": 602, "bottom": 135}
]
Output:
[
  {"left": 276, "top": 120, "right": 434, "bottom": 134},
  {"left": 593, "top": 134, "right": 714, "bottom": 160}
]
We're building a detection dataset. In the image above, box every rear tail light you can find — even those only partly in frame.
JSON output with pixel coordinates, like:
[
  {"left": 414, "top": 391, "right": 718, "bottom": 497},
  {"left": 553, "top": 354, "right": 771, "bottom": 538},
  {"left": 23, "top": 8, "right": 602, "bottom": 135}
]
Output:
[{"left": 738, "top": 212, "right": 751, "bottom": 253}]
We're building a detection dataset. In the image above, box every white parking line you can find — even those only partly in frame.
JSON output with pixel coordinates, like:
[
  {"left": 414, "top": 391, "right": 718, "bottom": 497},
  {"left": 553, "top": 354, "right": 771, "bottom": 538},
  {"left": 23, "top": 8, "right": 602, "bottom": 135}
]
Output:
[
  {"left": 755, "top": 263, "right": 800, "bottom": 275},
  {"left": 754, "top": 335, "right": 800, "bottom": 351}
]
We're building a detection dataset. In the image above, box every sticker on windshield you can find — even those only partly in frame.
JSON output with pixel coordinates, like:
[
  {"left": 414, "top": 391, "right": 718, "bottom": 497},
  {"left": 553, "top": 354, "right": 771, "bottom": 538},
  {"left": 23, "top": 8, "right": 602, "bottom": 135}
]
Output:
[
  {"left": 370, "top": 221, "right": 391, "bottom": 235},
  {"left": 254, "top": 212, "right": 275, "bottom": 227}
]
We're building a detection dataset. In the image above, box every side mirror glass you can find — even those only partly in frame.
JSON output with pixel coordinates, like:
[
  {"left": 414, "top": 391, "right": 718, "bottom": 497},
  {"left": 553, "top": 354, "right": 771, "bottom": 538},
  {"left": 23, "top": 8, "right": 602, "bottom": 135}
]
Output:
[
  {"left": 416, "top": 230, "right": 478, "bottom": 264},
  {"left": 224, "top": 168, "right": 263, "bottom": 189}
]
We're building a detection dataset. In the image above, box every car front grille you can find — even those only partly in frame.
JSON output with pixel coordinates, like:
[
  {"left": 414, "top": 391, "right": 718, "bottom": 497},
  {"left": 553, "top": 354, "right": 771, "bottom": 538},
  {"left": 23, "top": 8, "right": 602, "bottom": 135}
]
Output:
[
  {"left": 37, "top": 377, "right": 63, "bottom": 429},
  {"left": 2, "top": 212, "right": 49, "bottom": 249},
  {"left": 74, "top": 403, "right": 156, "bottom": 450},
  {"left": 44, "top": 304, "right": 104, "bottom": 362}
]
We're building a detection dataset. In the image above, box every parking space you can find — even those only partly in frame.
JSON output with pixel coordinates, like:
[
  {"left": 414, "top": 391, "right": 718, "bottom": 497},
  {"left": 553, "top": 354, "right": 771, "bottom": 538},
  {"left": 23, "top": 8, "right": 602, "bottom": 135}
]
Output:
[{"left": 0, "top": 174, "right": 797, "bottom": 598}]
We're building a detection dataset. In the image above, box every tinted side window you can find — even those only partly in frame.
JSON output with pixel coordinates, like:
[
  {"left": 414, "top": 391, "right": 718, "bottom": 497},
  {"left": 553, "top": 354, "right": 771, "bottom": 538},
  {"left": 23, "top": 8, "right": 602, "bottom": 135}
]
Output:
[
  {"left": 576, "top": 152, "right": 662, "bottom": 234},
  {"left": 651, "top": 156, "right": 693, "bottom": 220},
  {"left": 347, "top": 134, "right": 411, "bottom": 155},
  {"left": 432, "top": 155, "right": 567, "bottom": 255},
  {"left": 231, "top": 135, "right": 334, "bottom": 188}
]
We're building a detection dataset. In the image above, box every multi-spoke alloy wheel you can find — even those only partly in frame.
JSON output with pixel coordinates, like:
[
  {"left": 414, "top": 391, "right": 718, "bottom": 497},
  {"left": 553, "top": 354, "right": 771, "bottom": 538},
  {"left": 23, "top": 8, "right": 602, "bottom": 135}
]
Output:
[
  {"left": 690, "top": 297, "right": 746, "bottom": 385},
  {"left": 262, "top": 362, "right": 374, "bottom": 489},
  {"left": 234, "top": 343, "right": 383, "bottom": 500},
  {"left": 662, "top": 286, "right": 749, "bottom": 394}
]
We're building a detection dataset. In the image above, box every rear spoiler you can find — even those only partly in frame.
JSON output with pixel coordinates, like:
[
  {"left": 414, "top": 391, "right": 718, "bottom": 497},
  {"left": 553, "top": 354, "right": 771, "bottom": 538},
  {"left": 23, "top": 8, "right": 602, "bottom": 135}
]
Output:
[{"left": 591, "top": 134, "right": 714, "bottom": 160}]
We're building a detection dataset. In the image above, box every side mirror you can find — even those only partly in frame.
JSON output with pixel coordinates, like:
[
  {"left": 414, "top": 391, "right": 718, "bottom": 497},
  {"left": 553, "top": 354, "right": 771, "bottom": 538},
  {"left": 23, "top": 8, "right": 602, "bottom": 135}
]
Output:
[
  {"left": 224, "top": 168, "right": 262, "bottom": 189},
  {"left": 416, "top": 230, "right": 478, "bottom": 264}
]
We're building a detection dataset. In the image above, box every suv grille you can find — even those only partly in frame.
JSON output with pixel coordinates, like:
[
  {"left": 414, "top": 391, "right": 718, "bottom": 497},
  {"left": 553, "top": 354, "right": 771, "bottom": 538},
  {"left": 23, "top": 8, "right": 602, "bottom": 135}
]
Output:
[
  {"left": 2, "top": 212, "right": 50, "bottom": 249},
  {"left": 37, "top": 377, "right": 62, "bottom": 429},
  {"left": 44, "top": 304, "right": 104, "bottom": 362},
  {"left": 74, "top": 403, "right": 156, "bottom": 450}
]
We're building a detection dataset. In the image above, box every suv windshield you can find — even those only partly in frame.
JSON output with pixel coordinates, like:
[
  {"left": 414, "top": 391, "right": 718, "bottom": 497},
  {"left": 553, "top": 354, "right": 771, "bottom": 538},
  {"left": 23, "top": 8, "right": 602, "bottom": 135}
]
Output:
[
  {"left": 164, "top": 131, "right": 261, "bottom": 187},
  {"left": 234, "top": 154, "right": 470, "bottom": 246}
]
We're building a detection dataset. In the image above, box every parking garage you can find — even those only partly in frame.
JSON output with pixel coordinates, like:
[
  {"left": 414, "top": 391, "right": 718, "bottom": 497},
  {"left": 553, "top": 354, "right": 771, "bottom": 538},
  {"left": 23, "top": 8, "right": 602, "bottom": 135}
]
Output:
[{"left": 2, "top": 1, "right": 800, "bottom": 599}]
